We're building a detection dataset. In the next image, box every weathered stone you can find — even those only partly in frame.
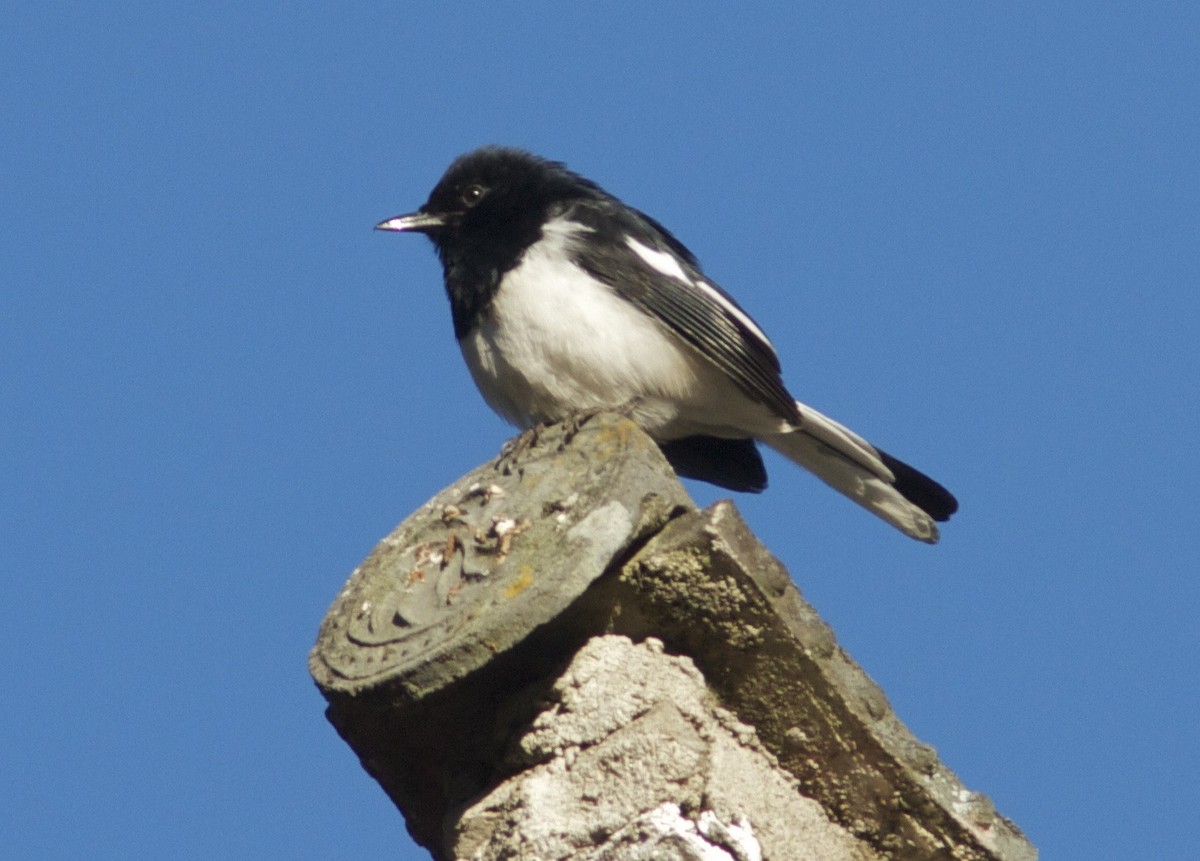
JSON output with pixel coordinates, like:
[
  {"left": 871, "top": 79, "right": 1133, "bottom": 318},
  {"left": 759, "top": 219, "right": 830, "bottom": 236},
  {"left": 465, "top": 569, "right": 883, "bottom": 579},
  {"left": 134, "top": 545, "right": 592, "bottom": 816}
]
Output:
[
  {"left": 607, "top": 503, "right": 1034, "bottom": 861},
  {"left": 452, "top": 636, "right": 870, "bottom": 861},
  {"left": 310, "top": 415, "right": 1036, "bottom": 861},
  {"left": 310, "top": 414, "right": 690, "bottom": 700}
]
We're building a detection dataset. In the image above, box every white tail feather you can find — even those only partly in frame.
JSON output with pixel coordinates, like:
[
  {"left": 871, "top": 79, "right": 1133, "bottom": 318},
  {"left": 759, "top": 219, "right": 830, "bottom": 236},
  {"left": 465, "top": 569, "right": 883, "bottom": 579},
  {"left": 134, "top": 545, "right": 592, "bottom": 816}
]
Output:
[{"left": 763, "top": 402, "right": 939, "bottom": 543}]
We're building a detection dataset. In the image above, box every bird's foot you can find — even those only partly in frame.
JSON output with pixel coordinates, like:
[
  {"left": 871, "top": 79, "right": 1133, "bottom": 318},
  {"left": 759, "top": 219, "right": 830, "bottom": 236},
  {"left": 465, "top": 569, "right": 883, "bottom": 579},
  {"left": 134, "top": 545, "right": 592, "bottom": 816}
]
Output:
[
  {"left": 496, "top": 422, "right": 549, "bottom": 476},
  {"left": 495, "top": 402, "right": 642, "bottom": 477},
  {"left": 559, "top": 400, "right": 642, "bottom": 447},
  {"left": 495, "top": 412, "right": 596, "bottom": 476}
]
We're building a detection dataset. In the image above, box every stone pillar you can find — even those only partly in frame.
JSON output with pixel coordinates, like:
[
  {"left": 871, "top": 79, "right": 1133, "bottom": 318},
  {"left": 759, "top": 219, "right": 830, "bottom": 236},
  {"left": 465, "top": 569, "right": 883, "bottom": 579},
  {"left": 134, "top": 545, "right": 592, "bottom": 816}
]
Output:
[{"left": 310, "top": 415, "right": 1035, "bottom": 861}]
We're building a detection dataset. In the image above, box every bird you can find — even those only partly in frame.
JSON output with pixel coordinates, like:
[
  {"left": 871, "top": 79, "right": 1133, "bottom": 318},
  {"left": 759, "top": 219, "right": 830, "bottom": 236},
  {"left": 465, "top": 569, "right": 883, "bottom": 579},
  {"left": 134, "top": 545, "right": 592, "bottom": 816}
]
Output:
[{"left": 376, "top": 146, "right": 957, "bottom": 542}]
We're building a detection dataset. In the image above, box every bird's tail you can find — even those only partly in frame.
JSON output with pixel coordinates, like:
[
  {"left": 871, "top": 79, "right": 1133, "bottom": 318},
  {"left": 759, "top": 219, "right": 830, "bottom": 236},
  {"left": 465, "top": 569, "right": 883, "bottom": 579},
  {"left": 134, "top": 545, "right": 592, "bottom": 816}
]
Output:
[{"left": 762, "top": 402, "right": 958, "bottom": 543}]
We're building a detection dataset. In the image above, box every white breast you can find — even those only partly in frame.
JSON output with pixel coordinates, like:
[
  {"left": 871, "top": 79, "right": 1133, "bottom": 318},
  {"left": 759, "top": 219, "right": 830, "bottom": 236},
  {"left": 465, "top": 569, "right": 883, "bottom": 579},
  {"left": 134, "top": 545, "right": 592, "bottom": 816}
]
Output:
[{"left": 459, "top": 219, "right": 701, "bottom": 432}]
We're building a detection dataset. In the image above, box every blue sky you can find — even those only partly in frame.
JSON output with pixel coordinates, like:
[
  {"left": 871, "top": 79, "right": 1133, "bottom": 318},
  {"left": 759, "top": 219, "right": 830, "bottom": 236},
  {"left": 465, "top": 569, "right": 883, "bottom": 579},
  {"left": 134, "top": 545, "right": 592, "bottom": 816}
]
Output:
[{"left": 3, "top": 4, "right": 1197, "bottom": 859}]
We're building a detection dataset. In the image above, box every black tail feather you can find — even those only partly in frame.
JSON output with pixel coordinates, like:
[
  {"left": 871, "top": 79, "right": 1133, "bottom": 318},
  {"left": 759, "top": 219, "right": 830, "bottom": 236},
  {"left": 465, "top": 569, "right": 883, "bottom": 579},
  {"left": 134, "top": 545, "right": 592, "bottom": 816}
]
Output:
[
  {"left": 877, "top": 450, "right": 958, "bottom": 522},
  {"left": 658, "top": 436, "right": 767, "bottom": 493}
]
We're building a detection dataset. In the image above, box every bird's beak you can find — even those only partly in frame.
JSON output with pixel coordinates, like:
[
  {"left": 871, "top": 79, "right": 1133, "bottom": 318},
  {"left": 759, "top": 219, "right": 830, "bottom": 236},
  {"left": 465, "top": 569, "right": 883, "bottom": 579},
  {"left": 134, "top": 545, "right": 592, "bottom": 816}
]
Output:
[{"left": 374, "top": 210, "right": 447, "bottom": 233}]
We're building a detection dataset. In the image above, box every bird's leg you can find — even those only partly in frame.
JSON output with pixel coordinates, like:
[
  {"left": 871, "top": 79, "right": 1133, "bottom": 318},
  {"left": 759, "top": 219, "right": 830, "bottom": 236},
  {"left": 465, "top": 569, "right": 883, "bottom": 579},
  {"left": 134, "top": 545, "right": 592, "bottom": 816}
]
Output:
[
  {"left": 496, "top": 420, "right": 552, "bottom": 476},
  {"left": 559, "top": 398, "right": 643, "bottom": 447},
  {"left": 497, "top": 400, "right": 644, "bottom": 476}
]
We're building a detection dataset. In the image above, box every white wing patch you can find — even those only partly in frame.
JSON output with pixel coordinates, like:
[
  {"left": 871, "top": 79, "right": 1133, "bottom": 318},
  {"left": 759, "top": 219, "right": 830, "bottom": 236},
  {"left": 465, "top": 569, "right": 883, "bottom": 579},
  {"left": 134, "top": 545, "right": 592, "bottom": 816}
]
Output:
[
  {"left": 624, "top": 237, "right": 774, "bottom": 352},
  {"left": 625, "top": 236, "right": 692, "bottom": 283}
]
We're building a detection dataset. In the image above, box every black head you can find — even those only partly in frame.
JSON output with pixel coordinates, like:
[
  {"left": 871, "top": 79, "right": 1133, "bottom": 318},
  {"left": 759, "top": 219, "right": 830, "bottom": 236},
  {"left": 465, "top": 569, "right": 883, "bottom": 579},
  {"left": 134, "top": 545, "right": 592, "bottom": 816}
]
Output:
[
  {"left": 376, "top": 147, "right": 606, "bottom": 258},
  {"left": 377, "top": 147, "right": 609, "bottom": 336}
]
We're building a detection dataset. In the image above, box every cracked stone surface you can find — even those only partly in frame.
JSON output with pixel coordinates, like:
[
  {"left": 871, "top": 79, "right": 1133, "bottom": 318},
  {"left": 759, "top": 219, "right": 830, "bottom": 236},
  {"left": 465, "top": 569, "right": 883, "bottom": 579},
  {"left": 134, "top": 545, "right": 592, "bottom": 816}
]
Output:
[
  {"left": 310, "top": 414, "right": 1036, "bottom": 861},
  {"left": 451, "top": 635, "right": 870, "bottom": 861}
]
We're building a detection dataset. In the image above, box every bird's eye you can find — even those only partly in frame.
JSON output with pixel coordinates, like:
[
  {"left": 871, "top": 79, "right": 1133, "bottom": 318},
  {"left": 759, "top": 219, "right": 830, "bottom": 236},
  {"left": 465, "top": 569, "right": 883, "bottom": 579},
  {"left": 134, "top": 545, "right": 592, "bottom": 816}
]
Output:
[{"left": 460, "top": 184, "right": 486, "bottom": 207}]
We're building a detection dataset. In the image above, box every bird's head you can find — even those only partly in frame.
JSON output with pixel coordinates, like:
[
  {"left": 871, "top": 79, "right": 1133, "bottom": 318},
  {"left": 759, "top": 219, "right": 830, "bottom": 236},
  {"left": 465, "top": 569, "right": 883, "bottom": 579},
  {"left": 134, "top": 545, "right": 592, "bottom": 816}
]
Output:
[{"left": 376, "top": 147, "right": 604, "bottom": 257}]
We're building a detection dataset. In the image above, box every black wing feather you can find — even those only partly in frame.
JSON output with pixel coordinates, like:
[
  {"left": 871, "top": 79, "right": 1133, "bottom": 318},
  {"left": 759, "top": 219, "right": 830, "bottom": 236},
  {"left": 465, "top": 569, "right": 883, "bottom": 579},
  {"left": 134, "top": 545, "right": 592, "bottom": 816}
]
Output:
[{"left": 565, "top": 201, "right": 800, "bottom": 424}]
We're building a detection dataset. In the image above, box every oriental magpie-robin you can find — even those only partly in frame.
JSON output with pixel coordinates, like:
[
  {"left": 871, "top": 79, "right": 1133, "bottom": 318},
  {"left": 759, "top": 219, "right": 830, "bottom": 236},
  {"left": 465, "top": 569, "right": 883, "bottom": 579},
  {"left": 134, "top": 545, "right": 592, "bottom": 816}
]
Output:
[{"left": 377, "top": 147, "right": 957, "bottom": 542}]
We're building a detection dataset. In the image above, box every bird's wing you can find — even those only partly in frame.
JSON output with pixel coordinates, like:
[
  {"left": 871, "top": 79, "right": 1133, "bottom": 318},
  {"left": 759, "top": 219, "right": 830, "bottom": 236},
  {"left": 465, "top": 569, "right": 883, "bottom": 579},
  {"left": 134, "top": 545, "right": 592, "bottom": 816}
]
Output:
[{"left": 566, "top": 201, "right": 801, "bottom": 424}]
